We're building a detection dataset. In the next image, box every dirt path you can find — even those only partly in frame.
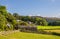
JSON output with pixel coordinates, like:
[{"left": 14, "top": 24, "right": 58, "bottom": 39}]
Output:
[{"left": 0, "top": 30, "right": 19, "bottom": 37}]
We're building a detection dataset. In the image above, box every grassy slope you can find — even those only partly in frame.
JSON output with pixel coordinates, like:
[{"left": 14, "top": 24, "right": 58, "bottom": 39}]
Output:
[
  {"left": 0, "top": 31, "right": 60, "bottom": 39},
  {"left": 37, "top": 26, "right": 60, "bottom": 30}
]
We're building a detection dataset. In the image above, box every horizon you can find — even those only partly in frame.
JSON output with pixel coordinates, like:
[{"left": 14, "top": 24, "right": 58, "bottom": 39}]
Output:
[{"left": 0, "top": 0, "right": 60, "bottom": 17}]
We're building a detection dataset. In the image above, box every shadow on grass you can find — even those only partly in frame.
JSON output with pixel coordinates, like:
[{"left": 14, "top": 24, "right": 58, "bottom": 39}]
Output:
[
  {"left": 52, "top": 32, "right": 60, "bottom": 36},
  {"left": 20, "top": 29, "right": 60, "bottom": 36}
]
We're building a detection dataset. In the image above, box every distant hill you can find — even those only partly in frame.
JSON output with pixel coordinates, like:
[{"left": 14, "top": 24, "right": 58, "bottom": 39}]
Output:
[
  {"left": 44, "top": 17, "right": 60, "bottom": 23},
  {"left": 30, "top": 16, "right": 60, "bottom": 22}
]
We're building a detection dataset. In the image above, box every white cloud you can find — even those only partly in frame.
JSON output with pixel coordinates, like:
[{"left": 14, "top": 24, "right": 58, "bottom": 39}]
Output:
[
  {"left": 52, "top": 13, "right": 60, "bottom": 17},
  {"left": 36, "top": 14, "right": 41, "bottom": 16},
  {"left": 28, "top": 14, "right": 41, "bottom": 16},
  {"left": 56, "top": 13, "right": 60, "bottom": 17}
]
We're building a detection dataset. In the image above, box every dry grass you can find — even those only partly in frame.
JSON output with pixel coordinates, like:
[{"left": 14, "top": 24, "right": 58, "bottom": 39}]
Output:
[{"left": 44, "top": 30, "right": 60, "bottom": 33}]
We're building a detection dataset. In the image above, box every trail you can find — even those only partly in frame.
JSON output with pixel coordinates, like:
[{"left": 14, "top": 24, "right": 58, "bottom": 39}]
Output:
[{"left": 0, "top": 30, "right": 19, "bottom": 37}]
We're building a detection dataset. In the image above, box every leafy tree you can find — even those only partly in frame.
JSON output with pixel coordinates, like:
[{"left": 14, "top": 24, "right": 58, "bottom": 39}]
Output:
[
  {"left": 13, "top": 13, "right": 20, "bottom": 20},
  {"left": 0, "top": 6, "right": 17, "bottom": 30},
  {"left": 0, "top": 6, "right": 7, "bottom": 16},
  {"left": 35, "top": 17, "right": 48, "bottom": 26},
  {"left": 6, "top": 13, "right": 17, "bottom": 28},
  {"left": 42, "top": 19, "right": 48, "bottom": 26},
  {"left": 0, "top": 14, "right": 7, "bottom": 30}
]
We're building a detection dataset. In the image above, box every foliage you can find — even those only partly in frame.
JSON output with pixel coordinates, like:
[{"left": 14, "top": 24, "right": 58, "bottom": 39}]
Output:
[
  {"left": 48, "top": 21, "right": 60, "bottom": 26},
  {"left": 13, "top": 13, "right": 48, "bottom": 26},
  {"left": 0, "top": 14, "right": 7, "bottom": 30},
  {"left": 13, "top": 13, "right": 20, "bottom": 20},
  {"left": 0, "top": 5, "right": 17, "bottom": 30},
  {"left": 19, "top": 21, "right": 28, "bottom": 26},
  {"left": 35, "top": 17, "right": 48, "bottom": 25},
  {"left": 6, "top": 13, "right": 17, "bottom": 30},
  {"left": 0, "top": 6, "right": 7, "bottom": 16}
]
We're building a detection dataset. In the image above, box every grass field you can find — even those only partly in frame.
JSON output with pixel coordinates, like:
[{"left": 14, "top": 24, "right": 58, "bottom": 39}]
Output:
[
  {"left": 37, "top": 26, "right": 60, "bottom": 33},
  {"left": 37, "top": 26, "right": 60, "bottom": 30},
  {"left": 44, "top": 30, "right": 60, "bottom": 33},
  {"left": 0, "top": 26, "right": 60, "bottom": 39},
  {"left": 0, "top": 31, "right": 60, "bottom": 39}
]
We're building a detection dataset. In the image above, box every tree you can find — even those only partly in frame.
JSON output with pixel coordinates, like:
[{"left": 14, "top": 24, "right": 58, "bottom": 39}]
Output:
[
  {"left": 13, "top": 13, "right": 20, "bottom": 20},
  {"left": 0, "top": 6, "right": 17, "bottom": 30},
  {"left": 0, "top": 6, "right": 7, "bottom": 16},
  {"left": 35, "top": 17, "right": 48, "bottom": 26},
  {"left": 52, "top": 21, "right": 60, "bottom": 26},
  {"left": 42, "top": 19, "right": 48, "bottom": 26},
  {"left": 0, "top": 14, "right": 7, "bottom": 30},
  {"left": 6, "top": 13, "right": 17, "bottom": 27}
]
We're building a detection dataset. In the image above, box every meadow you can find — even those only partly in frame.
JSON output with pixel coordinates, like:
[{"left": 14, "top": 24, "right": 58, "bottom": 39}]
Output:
[
  {"left": 0, "top": 26, "right": 60, "bottom": 39},
  {"left": 0, "top": 31, "right": 60, "bottom": 39},
  {"left": 37, "top": 26, "right": 60, "bottom": 30}
]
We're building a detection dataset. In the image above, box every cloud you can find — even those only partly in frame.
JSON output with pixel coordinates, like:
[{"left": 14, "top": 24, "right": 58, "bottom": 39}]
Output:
[
  {"left": 56, "top": 13, "right": 60, "bottom": 17},
  {"left": 52, "top": 13, "right": 60, "bottom": 17},
  {"left": 28, "top": 14, "right": 41, "bottom": 16},
  {"left": 36, "top": 14, "right": 41, "bottom": 16}
]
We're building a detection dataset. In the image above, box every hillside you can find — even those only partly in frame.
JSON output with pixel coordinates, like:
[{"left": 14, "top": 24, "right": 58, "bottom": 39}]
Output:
[
  {"left": 44, "top": 17, "right": 60, "bottom": 23},
  {"left": 0, "top": 31, "right": 60, "bottom": 39}
]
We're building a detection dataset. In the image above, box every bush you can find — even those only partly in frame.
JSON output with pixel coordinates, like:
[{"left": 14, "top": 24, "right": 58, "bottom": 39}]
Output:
[{"left": 19, "top": 21, "right": 28, "bottom": 26}]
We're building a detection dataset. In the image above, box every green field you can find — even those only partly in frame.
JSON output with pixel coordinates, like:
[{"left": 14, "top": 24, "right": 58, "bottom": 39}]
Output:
[
  {"left": 37, "top": 26, "right": 60, "bottom": 30},
  {"left": 0, "top": 31, "right": 60, "bottom": 39},
  {"left": 0, "top": 26, "right": 60, "bottom": 39}
]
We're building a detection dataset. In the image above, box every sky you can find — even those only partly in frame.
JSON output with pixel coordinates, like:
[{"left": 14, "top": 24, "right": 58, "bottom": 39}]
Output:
[{"left": 0, "top": 0, "right": 60, "bottom": 17}]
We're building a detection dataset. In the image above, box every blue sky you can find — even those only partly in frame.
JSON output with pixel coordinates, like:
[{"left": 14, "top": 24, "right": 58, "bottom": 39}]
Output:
[{"left": 0, "top": 0, "right": 60, "bottom": 17}]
